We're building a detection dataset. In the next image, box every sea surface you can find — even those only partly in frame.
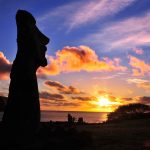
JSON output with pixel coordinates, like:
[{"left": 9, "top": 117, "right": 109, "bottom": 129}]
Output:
[{"left": 0, "top": 111, "right": 109, "bottom": 123}]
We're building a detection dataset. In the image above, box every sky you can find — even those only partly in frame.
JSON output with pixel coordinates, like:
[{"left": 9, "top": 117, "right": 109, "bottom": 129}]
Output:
[{"left": 0, "top": 0, "right": 150, "bottom": 112}]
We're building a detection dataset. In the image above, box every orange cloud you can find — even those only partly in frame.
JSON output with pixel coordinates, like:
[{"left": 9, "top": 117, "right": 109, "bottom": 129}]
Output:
[
  {"left": 137, "top": 82, "right": 150, "bottom": 89},
  {"left": 129, "top": 55, "right": 150, "bottom": 76},
  {"left": 132, "top": 69, "right": 142, "bottom": 76},
  {"left": 38, "top": 46, "right": 127, "bottom": 76},
  {"left": 0, "top": 52, "right": 12, "bottom": 80}
]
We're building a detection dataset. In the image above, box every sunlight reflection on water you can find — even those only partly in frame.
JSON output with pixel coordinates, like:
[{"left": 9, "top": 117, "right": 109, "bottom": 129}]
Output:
[
  {"left": 41, "top": 111, "right": 108, "bottom": 123},
  {"left": 0, "top": 111, "right": 109, "bottom": 123}
]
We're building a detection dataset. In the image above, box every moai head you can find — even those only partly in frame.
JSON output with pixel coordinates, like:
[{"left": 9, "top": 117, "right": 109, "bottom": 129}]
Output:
[{"left": 16, "top": 10, "right": 49, "bottom": 67}]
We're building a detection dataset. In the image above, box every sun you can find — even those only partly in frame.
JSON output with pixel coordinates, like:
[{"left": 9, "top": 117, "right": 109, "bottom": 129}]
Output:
[{"left": 97, "top": 96, "right": 111, "bottom": 107}]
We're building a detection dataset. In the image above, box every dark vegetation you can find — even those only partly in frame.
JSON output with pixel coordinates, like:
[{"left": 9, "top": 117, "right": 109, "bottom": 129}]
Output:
[{"left": 107, "top": 103, "right": 150, "bottom": 122}]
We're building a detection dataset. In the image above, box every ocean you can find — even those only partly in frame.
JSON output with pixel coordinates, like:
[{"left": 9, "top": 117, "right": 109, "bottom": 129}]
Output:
[{"left": 0, "top": 111, "right": 109, "bottom": 123}]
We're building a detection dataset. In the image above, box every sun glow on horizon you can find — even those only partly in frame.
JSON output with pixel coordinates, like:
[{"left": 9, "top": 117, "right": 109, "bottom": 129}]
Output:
[{"left": 97, "top": 96, "right": 112, "bottom": 107}]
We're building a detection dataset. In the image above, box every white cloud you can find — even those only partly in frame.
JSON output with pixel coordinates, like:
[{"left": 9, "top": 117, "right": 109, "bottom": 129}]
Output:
[
  {"left": 38, "top": 2, "right": 78, "bottom": 22},
  {"left": 127, "top": 78, "right": 150, "bottom": 90},
  {"left": 127, "top": 78, "right": 149, "bottom": 84}
]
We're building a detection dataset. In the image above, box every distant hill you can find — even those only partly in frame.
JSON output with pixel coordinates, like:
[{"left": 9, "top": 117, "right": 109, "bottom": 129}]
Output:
[{"left": 0, "top": 96, "right": 7, "bottom": 112}]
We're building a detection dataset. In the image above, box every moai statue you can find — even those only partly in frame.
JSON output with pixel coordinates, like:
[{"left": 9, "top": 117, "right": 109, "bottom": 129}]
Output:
[{"left": 2, "top": 10, "right": 49, "bottom": 138}]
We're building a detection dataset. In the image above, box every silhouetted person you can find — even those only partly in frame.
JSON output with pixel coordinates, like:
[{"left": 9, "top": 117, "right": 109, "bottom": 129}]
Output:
[
  {"left": 67, "top": 114, "right": 75, "bottom": 125},
  {"left": 78, "top": 117, "right": 84, "bottom": 124},
  {"left": 68, "top": 114, "right": 72, "bottom": 124},
  {"left": 2, "top": 10, "right": 49, "bottom": 143}
]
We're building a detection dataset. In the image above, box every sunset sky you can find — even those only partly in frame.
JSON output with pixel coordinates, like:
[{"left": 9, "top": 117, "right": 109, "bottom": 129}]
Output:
[{"left": 0, "top": 0, "right": 150, "bottom": 112}]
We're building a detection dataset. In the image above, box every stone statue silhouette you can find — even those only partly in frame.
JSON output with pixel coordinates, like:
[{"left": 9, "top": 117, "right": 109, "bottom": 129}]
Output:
[{"left": 2, "top": 10, "right": 49, "bottom": 138}]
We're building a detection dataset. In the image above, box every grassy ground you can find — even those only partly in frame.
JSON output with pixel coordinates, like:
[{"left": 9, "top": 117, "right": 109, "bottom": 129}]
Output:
[
  {"left": 76, "top": 119, "right": 150, "bottom": 150},
  {"left": 1, "top": 119, "right": 150, "bottom": 150}
]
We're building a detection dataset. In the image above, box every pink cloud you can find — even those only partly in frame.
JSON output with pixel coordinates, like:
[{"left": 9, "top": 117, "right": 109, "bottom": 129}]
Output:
[
  {"left": 132, "top": 47, "right": 144, "bottom": 55},
  {"left": 38, "top": 0, "right": 135, "bottom": 30}
]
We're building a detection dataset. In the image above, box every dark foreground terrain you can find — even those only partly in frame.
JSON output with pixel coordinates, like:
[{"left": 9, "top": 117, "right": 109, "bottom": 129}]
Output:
[{"left": 0, "top": 119, "right": 150, "bottom": 150}]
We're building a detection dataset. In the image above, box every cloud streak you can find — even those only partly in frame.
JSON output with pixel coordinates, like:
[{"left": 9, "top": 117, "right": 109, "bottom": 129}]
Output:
[
  {"left": 84, "top": 11, "right": 150, "bottom": 51},
  {"left": 68, "top": 0, "right": 136, "bottom": 29},
  {"left": 44, "top": 80, "right": 81, "bottom": 94},
  {"left": 40, "top": 99, "right": 80, "bottom": 108},
  {"left": 127, "top": 78, "right": 150, "bottom": 89},
  {"left": 72, "top": 96, "right": 96, "bottom": 101},
  {"left": 38, "top": 0, "right": 136, "bottom": 30},
  {"left": 40, "top": 91, "right": 65, "bottom": 101}
]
